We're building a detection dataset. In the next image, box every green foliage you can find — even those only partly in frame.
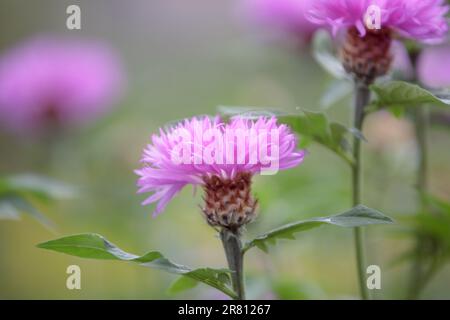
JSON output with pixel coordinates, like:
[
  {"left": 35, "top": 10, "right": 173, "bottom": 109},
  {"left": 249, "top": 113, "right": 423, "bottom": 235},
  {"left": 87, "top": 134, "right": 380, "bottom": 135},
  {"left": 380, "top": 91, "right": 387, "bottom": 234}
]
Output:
[
  {"left": 0, "top": 174, "right": 75, "bottom": 202},
  {"left": 219, "top": 106, "right": 362, "bottom": 165},
  {"left": 37, "top": 233, "right": 237, "bottom": 299},
  {"left": 281, "top": 110, "right": 362, "bottom": 165},
  {"left": 394, "top": 195, "right": 450, "bottom": 269},
  {"left": 0, "top": 174, "right": 74, "bottom": 230},
  {"left": 167, "top": 276, "right": 199, "bottom": 295},
  {"left": 0, "top": 195, "right": 55, "bottom": 230},
  {"left": 416, "top": 195, "right": 450, "bottom": 252},
  {"left": 370, "top": 81, "right": 450, "bottom": 109},
  {"left": 243, "top": 205, "right": 394, "bottom": 253}
]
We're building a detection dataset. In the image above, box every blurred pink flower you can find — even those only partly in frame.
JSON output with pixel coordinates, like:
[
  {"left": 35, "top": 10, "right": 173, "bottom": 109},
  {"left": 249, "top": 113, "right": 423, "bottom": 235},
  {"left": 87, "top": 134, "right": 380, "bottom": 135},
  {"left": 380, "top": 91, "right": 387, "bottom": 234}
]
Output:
[
  {"left": 308, "top": 0, "right": 449, "bottom": 43},
  {"left": 0, "top": 36, "right": 125, "bottom": 134},
  {"left": 417, "top": 45, "right": 450, "bottom": 88},
  {"left": 391, "top": 41, "right": 414, "bottom": 80},
  {"left": 364, "top": 110, "right": 415, "bottom": 153},
  {"left": 136, "top": 116, "right": 305, "bottom": 217},
  {"left": 240, "top": 0, "right": 318, "bottom": 45}
]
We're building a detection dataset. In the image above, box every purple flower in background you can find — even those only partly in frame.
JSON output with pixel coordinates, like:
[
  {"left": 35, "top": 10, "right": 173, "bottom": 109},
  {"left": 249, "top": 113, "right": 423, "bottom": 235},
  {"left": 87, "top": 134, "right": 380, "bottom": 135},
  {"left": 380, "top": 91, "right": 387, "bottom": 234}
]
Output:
[
  {"left": 0, "top": 36, "right": 125, "bottom": 134},
  {"left": 240, "top": 0, "right": 318, "bottom": 45},
  {"left": 418, "top": 45, "right": 450, "bottom": 88},
  {"left": 136, "top": 116, "right": 305, "bottom": 225},
  {"left": 306, "top": 0, "right": 448, "bottom": 84},
  {"left": 308, "top": 0, "right": 449, "bottom": 43}
]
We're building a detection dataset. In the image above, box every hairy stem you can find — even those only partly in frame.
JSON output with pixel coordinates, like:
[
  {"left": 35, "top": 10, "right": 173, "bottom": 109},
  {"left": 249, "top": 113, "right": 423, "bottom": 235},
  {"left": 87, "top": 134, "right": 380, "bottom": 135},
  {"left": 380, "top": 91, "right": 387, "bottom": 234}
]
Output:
[
  {"left": 220, "top": 228, "right": 245, "bottom": 300},
  {"left": 352, "top": 81, "right": 371, "bottom": 300}
]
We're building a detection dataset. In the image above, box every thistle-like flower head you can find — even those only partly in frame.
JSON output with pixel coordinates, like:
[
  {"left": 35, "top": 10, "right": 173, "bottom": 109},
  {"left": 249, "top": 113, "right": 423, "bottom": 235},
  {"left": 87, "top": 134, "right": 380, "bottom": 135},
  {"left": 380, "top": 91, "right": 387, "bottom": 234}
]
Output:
[
  {"left": 308, "top": 0, "right": 449, "bottom": 83},
  {"left": 136, "top": 116, "right": 305, "bottom": 229},
  {"left": 308, "top": 0, "right": 449, "bottom": 44}
]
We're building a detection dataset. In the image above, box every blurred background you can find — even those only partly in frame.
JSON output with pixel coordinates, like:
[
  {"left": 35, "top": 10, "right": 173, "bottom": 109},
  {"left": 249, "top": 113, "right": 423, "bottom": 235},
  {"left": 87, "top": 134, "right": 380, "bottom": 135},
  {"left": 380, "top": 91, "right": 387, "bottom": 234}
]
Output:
[{"left": 0, "top": 0, "right": 449, "bottom": 299}]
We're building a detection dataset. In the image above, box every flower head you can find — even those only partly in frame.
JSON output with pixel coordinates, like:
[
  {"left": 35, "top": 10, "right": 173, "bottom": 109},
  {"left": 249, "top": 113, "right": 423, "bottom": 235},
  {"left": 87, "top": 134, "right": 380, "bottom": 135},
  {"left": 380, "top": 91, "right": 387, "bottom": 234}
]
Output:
[
  {"left": 0, "top": 36, "right": 125, "bottom": 134},
  {"left": 308, "top": 0, "right": 449, "bottom": 44},
  {"left": 417, "top": 44, "right": 450, "bottom": 88},
  {"left": 241, "top": 0, "right": 318, "bottom": 45},
  {"left": 136, "top": 116, "right": 305, "bottom": 228}
]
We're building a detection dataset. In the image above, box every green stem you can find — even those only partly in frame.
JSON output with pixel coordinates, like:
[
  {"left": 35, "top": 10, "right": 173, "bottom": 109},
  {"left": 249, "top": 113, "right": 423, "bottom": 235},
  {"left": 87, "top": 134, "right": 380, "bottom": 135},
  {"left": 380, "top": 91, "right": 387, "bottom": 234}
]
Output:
[
  {"left": 408, "top": 106, "right": 429, "bottom": 299},
  {"left": 220, "top": 228, "right": 246, "bottom": 300},
  {"left": 352, "top": 81, "right": 370, "bottom": 300},
  {"left": 415, "top": 107, "right": 428, "bottom": 200}
]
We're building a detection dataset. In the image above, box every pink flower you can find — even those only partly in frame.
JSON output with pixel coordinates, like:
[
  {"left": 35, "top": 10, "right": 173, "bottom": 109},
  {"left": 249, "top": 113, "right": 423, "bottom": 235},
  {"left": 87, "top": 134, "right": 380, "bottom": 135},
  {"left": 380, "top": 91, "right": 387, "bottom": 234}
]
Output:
[
  {"left": 0, "top": 36, "right": 125, "bottom": 134},
  {"left": 417, "top": 44, "right": 450, "bottom": 88},
  {"left": 391, "top": 41, "right": 414, "bottom": 80},
  {"left": 240, "top": 0, "right": 318, "bottom": 45},
  {"left": 308, "top": 0, "right": 449, "bottom": 43},
  {"left": 136, "top": 116, "right": 306, "bottom": 218}
]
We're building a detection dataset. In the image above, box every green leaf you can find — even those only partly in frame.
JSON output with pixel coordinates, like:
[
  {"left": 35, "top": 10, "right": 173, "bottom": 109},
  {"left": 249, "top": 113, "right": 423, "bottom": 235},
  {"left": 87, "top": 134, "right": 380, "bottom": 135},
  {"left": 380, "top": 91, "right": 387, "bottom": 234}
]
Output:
[
  {"left": 0, "top": 174, "right": 76, "bottom": 202},
  {"left": 312, "top": 30, "right": 347, "bottom": 79},
  {"left": 37, "top": 233, "right": 236, "bottom": 299},
  {"left": 370, "top": 81, "right": 450, "bottom": 109},
  {"left": 0, "top": 195, "right": 55, "bottom": 231},
  {"left": 0, "top": 174, "right": 74, "bottom": 230},
  {"left": 281, "top": 110, "right": 362, "bottom": 165},
  {"left": 218, "top": 106, "right": 362, "bottom": 165},
  {"left": 167, "top": 276, "right": 200, "bottom": 295},
  {"left": 243, "top": 205, "right": 394, "bottom": 253},
  {"left": 413, "top": 195, "right": 450, "bottom": 249}
]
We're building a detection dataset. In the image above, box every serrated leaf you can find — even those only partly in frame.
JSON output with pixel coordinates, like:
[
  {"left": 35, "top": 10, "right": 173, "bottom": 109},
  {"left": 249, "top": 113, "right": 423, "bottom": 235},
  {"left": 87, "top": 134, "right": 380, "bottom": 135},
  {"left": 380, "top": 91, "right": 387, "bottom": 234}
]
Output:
[
  {"left": 244, "top": 205, "right": 394, "bottom": 253},
  {"left": 370, "top": 81, "right": 450, "bottom": 109},
  {"left": 312, "top": 30, "right": 347, "bottom": 79},
  {"left": 37, "top": 233, "right": 236, "bottom": 299}
]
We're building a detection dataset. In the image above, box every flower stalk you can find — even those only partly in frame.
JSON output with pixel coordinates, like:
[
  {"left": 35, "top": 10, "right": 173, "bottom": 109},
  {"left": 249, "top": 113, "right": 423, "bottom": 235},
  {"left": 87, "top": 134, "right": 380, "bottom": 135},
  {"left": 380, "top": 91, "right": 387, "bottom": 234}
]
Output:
[
  {"left": 407, "top": 51, "right": 431, "bottom": 300},
  {"left": 414, "top": 106, "right": 429, "bottom": 202},
  {"left": 408, "top": 101, "right": 431, "bottom": 300},
  {"left": 352, "top": 80, "right": 371, "bottom": 300},
  {"left": 220, "top": 228, "right": 246, "bottom": 300}
]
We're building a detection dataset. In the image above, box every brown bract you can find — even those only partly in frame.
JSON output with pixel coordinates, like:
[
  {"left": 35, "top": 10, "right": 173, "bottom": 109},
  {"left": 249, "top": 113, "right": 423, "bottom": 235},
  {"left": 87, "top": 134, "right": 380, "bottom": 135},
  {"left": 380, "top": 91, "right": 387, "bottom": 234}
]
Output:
[
  {"left": 340, "top": 27, "right": 393, "bottom": 84},
  {"left": 201, "top": 172, "right": 258, "bottom": 231}
]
